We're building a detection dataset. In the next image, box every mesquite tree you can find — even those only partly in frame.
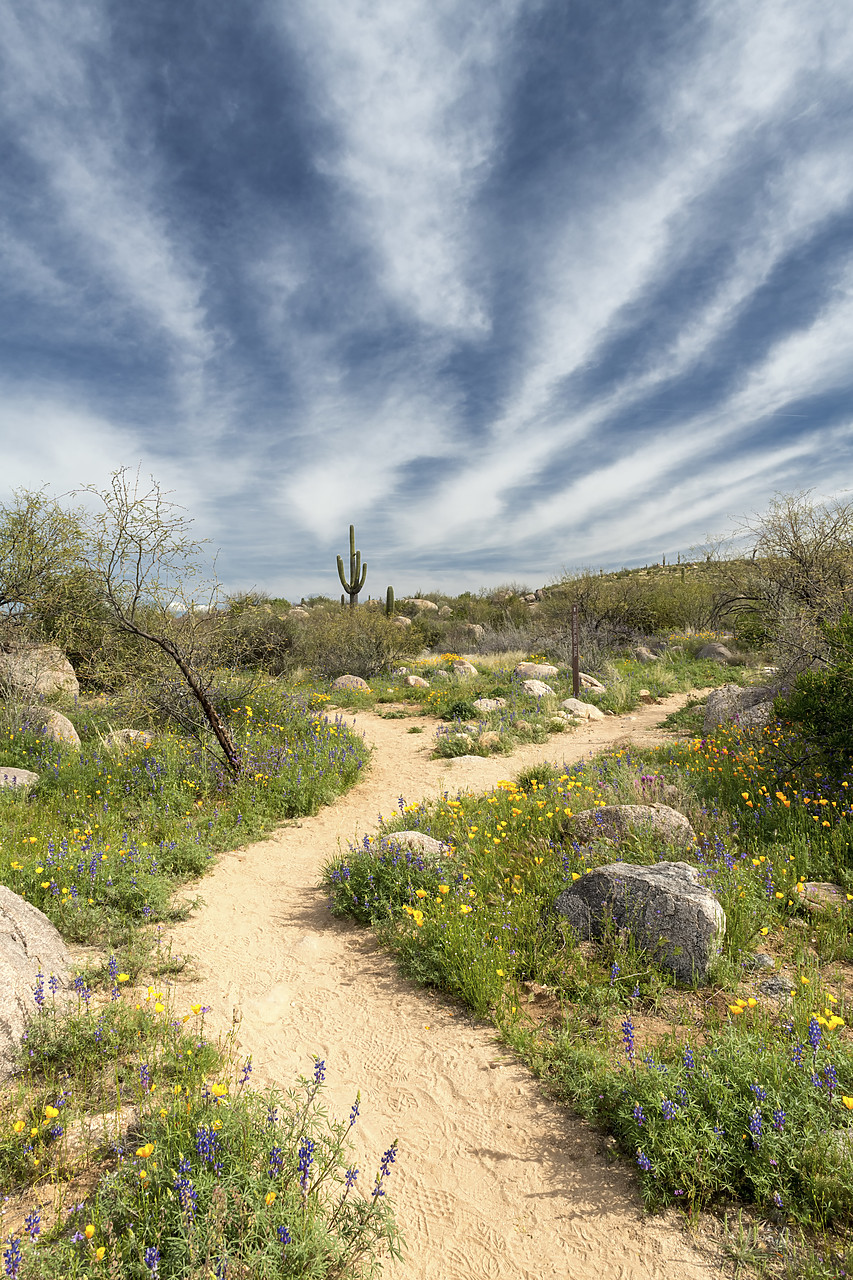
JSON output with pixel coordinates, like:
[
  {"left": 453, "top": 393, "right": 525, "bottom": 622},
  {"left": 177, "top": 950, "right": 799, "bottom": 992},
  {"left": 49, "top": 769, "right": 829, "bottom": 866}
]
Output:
[{"left": 76, "top": 469, "right": 243, "bottom": 777}]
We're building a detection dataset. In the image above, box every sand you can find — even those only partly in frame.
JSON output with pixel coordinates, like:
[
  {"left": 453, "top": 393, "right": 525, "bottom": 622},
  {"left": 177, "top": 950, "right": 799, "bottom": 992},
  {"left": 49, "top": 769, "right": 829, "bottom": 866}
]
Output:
[{"left": 166, "top": 694, "right": 717, "bottom": 1279}]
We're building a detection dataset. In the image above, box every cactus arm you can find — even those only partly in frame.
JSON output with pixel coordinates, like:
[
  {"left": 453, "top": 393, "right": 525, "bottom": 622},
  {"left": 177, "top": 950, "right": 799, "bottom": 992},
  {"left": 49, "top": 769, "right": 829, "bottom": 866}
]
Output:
[{"left": 337, "top": 554, "right": 349, "bottom": 591}]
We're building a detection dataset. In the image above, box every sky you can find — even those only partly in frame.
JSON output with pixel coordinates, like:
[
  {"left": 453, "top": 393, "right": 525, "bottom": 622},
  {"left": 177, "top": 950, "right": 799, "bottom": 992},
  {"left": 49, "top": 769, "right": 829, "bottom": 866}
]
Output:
[{"left": 1, "top": 0, "right": 853, "bottom": 600}]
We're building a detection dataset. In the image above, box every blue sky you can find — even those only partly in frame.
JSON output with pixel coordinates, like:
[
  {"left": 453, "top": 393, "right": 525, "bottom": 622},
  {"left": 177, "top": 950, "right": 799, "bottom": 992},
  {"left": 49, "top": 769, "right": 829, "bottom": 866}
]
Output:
[{"left": 2, "top": 0, "right": 852, "bottom": 600}]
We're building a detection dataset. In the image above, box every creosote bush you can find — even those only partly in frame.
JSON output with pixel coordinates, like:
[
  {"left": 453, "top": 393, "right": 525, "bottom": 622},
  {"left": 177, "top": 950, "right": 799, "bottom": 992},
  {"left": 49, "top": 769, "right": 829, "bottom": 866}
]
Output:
[{"left": 294, "top": 608, "right": 420, "bottom": 680}]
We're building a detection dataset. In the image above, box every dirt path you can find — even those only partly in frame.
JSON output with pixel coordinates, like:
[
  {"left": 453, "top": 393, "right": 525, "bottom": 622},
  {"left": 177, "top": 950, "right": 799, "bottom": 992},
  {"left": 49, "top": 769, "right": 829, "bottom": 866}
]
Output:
[{"left": 166, "top": 694, "right": 717, "bottom": 1280}]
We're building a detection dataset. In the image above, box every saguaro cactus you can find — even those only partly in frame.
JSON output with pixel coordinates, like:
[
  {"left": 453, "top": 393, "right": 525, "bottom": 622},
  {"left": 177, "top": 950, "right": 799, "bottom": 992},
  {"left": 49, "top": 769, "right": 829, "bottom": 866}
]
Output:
[
  {"left": 385, "top": 585, "right": 395, "bottom": 617},
  {"left": 337, "top": 524, "right": 367, "bottom": 607}
]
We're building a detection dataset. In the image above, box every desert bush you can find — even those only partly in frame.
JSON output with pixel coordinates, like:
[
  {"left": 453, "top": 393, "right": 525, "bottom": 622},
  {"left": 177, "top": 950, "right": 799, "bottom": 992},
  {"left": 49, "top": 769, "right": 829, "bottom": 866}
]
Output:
[
  {"left": 713, "top": 491, "right": 853, "bottom": 673},
  {"left": 778, "top": 611, "right": 853, "bottom": 776},
  {"left": 221, "top": 595, "right": 297, "bottom": 674},
  {"left": 294, "top": 608, "right": 420, "bottom": 679}
]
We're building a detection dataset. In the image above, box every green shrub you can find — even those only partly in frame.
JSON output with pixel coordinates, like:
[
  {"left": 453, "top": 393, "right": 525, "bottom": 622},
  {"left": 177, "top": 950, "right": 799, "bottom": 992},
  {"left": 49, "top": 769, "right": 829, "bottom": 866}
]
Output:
[
  {"left": 295, "top": 609, "right": 419, "bottom": 679},
  {"left": 780, "top": 612, "right": 853, "bottom": 775}
]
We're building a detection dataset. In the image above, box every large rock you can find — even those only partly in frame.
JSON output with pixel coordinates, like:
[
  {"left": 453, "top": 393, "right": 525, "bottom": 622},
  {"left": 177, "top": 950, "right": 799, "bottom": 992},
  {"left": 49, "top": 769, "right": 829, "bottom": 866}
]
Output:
[
  {"left": 551, "top": 861, "right": 725, "bottom": 983},
  {"left": 380, "top": 831, "right": 446, "bottom": 858},
  {"left": 473, "top": 697, "right": 507, "bottom": 712},
  {"left": 514, "top": 662, "right": 559, "bottom": 680},
  {"left": 560, "top": 698, "right": 605, "bottom": 721},
  {"left": 580, "top": 673, "right": 606, "bottom": 691},
  {"left": 521, "top": 679, "right": 555, "bottom": 698},
  {"left": 450, "top": 660, "right": 478, "bottom": 677},
  {"left": 403, "top": 674, "right": 430, "bottom": 689},
  {"left": 634, "top": 646, "right": 659, "bottom": 663},
  {"left": 404, "top": 598, "right": 439, "bottom": 613},
  {"left": 703, "top": 684, "right": 774, "bottom": 734},
  {"left": 0, "top": 645, "right": 79, "bottom": 700},
  {"left": 24, "top": 707, "right": 81, "bottom": 750},
  {"left": 0, "top": 886, "right": 71, "bottom": 1076},
  {"left": 569, "top": 803, "right": 696, "bottom": 849},
  {"left": 0, "top": 766, "right": 39, "bottom": 791},
  {"left": 331, "top": 674, "right": 370, "bottom": 691},
  {"left": 697, "top": 642, "right": 734, "bottom": 663},
  {"left": 105, "top": 728, "right": 154, "bottom": 750}
]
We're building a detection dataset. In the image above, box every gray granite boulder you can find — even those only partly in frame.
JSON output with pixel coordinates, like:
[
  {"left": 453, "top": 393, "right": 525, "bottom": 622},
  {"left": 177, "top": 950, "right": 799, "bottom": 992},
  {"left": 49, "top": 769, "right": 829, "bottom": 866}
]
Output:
[
  {"left": 521, "top": 679, "right": 555, "bottom": 698},
  {"left": 635, "top": 646, "right": 659, "bottom": 663},
  {"left": 569, "top": 803, "right": 696, "bottom": 849},
  {"left": 473, "top": 697, "right": 507, "bottom": 712},
  {"left": 0, "top": 766, "right": 38, "bottom": 791},
  {"left": 580, "top": 673, "right": 606, "bottom": 691},
  {"left": 561, "top": 697, "right": 605, "bottom": 721},
  {"left": 450, "top": 660, "right": 478, "bottom": 677},
  {"left": 551, "top": 861, "right": 725, "bottom": 983},
  {"left": 105, "top": 728, "right": 154, "bottom": 750},
  {"left": 379, "top": 831, "right": 446, "bottom": 857},
  {"left": 331, "top": 674, "right": 370, "bottom": 690},
  {"left": 703, "top": 684, "right": 774, "bottom": 734},
  {"left": 403, "top": 674, "right": 430, "bottom": 689},
  {"left": 697, "top": 642, "right": 734, "bottom": 662},
  {"left": 0, "top": 645, "right": 79, "bottom": 699},
  {"left": 0, "top": 886, "right": 71, "bottom": 1075},
  {"left": 514, "top": 662, "right": 559, "bottom": 680},
  {"left": 24, "top": 707, "right": 81, "bottom": 750}
]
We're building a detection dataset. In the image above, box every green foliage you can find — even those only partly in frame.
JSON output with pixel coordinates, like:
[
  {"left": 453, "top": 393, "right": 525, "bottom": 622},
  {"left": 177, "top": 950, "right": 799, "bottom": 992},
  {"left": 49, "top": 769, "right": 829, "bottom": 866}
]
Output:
[
  {"left": 780, "top": 612, "right": 853, "bottom": 776},
  {"left": 0, "top": 682, "right": 368, "bottom": 944},
  {"left": 323, "top": 714, "right": 853, "bottom": 1239},
  {"left": 3, "top": 985, "right": 401, "bottom": 1278},
  {"left": 294, "top": 608, "right": 419, "bottom": 679}
]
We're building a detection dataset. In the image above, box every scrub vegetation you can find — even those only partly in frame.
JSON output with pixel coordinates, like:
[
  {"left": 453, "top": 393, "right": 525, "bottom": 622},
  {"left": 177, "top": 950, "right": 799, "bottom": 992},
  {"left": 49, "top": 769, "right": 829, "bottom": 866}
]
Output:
[{"left": 0, "top": 482, "right": 851, "bottom": 1276}]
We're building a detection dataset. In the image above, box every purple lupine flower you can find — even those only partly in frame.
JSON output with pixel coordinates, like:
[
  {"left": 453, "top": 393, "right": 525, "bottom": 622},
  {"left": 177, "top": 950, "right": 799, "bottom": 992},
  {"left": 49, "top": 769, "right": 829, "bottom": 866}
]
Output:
[
  {"left": 344, "top": 1166, "right": 359, "bottom": 1189},
  {"left": 349, "top": 1096, "right": 360, "bottom": 1127},
  {"left": 277, "top": 1225, "right": 291, "bottom": 1248},
  {"left": 750, "top": 1084, "right": 767, "bottom": 1102},
  {"left": 3, "top": 1237, "right": 22, "bottom": 1279},
  {"left": 238, "top": 1057, "right": 252, "bottom": 1087},
  {"left": 33, "top": 973, "right": 44, "bottom": 1008},
  {"left": 268, "top": 1145, "right": 284, "bottom": 1178},
  {"left": 772, "top": 1108, "right": 786, "bottom": 1133},
  {"left": 808, "top": 1017, "right": 822, "bottom": 1056},
  {"left": 143, "top": 1245, "right": 160, "bottom": 1275},
  {"left": 661, "top": 1098, "right": 676, "bottom": 1120},
  {"left": 683, "top": 1045, "right": 695, "bottom": 1072},
  {"left": 636, "top": 1150, "right": 652, "bottom": 1173},
  {"left": 609, "top": 962, "right": 620, "bottom": 985},
  {"left": 633, "top": 1103, "right": 646, "bottom": 1126},
  {"left": 298, "top": 1139, "right": 315, "bottom": 1191},
  {"left": 748, "top": 1110, "right": 762, "bottom": 1150},
  {"left": 622, "top": 1016, "right": 635, "bottom": 1065},
  {"left": 372, "top": 1141, "right": 398, "bottom": 1197},
  {"left": 313, "top": 1059, "right": 325, "bottom": 1084},
  {"left": 24, "top": 1212, "right": 40, "bottom": 1241}
]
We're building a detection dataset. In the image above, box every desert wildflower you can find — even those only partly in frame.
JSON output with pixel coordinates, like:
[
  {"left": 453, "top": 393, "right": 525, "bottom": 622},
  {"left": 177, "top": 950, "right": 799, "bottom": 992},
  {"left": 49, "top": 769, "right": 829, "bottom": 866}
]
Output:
[{"left": 85, "top": 1224, "right": 96, "bottom": 1239}]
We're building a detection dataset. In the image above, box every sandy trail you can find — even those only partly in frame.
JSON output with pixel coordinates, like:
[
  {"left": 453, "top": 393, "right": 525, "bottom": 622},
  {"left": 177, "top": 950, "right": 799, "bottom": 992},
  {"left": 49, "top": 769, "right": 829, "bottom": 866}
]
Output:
[{"left": 166, "top": 695, "right": 716, "bottom": 1279}]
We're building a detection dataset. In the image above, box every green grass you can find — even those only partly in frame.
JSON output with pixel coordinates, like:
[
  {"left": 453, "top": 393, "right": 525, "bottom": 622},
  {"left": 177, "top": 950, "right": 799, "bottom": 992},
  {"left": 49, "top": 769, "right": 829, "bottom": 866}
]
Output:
[
  {"left": 318, "top": 649, "right": 755, "bottom": 759},
  {"left": 321, "top": 713, "right": 853, "bottom": 1272},
  {"left": 2, "top": 981, "right": 401, "bottom": 1278},
  {"left": 0, "top": 682, "right": 369, "bottom": 947}
]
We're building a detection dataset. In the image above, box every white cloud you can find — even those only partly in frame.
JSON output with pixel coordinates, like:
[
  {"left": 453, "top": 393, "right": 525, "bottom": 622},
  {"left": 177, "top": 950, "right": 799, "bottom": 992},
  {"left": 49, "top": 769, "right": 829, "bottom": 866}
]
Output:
[
  {"left": 271, "top": 0, "right": 525, "bottom": 334},
  {"left": 0, "top": 0, "right": 214, "bottom": 364}
]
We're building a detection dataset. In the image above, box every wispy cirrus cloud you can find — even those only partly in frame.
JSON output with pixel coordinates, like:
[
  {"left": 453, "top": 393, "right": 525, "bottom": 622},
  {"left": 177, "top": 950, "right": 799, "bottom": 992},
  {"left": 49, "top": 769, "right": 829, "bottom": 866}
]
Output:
[{"left": 0, "top": 0, "right": 851, "bottom": 596}]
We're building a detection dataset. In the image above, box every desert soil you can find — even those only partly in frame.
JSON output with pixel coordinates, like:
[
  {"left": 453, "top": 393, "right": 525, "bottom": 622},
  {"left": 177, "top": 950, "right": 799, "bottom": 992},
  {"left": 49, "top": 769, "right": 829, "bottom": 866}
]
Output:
[{"left": 166, "top": 694, "right": 719, "bottom": 1279}]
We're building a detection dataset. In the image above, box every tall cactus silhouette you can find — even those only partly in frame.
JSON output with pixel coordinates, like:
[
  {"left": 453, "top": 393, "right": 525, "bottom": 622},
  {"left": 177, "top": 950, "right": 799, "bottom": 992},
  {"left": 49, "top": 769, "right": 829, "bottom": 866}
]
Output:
[
  {"left": 337, "top": 524, "right": 367, "bottom": 607},
  {"left": 385, "top": 585, "right": 395, "bottom": 617}
]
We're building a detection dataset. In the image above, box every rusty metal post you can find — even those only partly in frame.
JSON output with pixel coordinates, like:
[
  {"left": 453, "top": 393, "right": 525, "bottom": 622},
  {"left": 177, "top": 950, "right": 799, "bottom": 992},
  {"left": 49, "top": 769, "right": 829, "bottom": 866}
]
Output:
[{"left": 571, "top": 602, "right": 580, "bottom": 698}]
